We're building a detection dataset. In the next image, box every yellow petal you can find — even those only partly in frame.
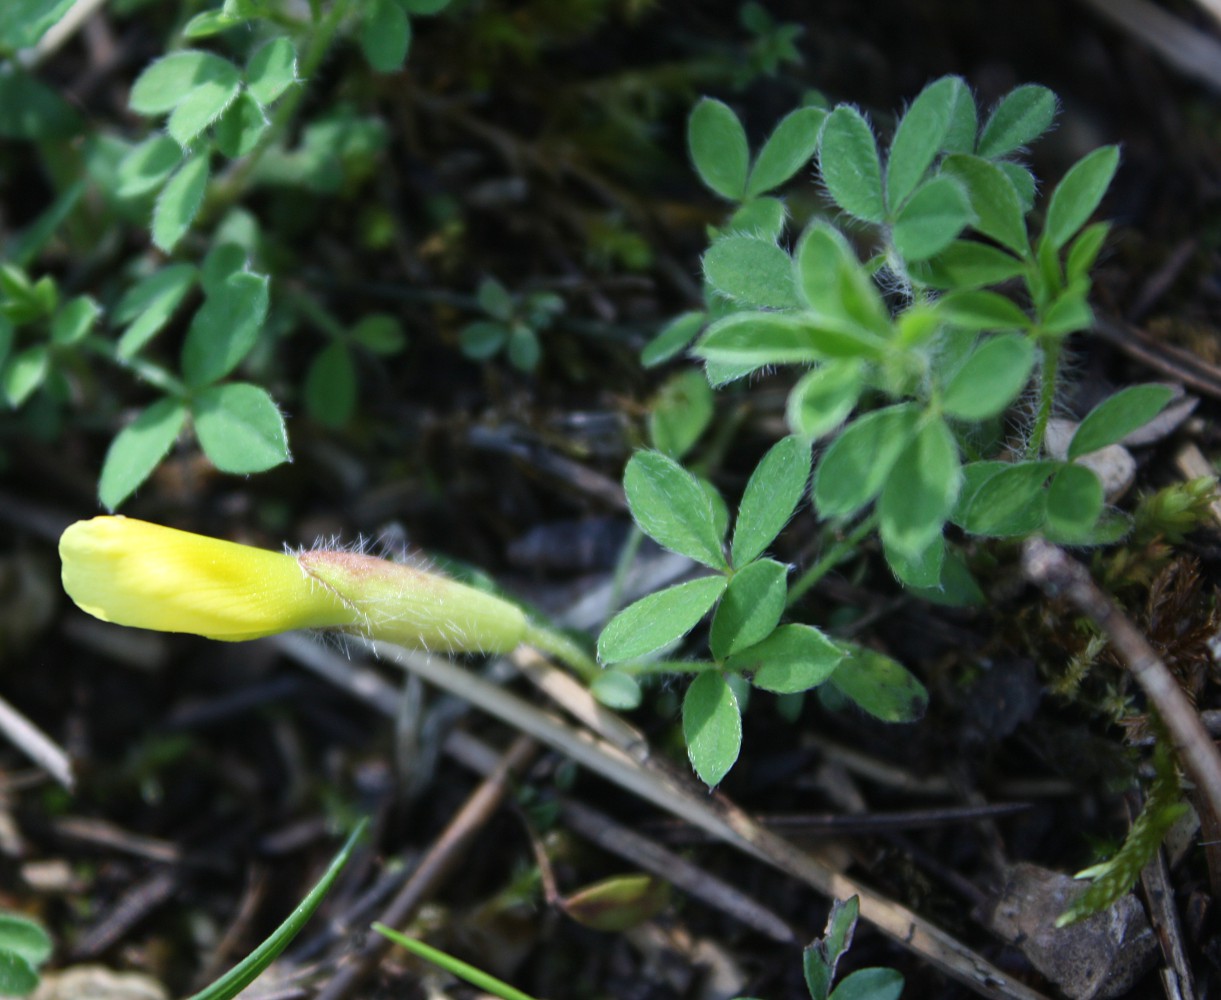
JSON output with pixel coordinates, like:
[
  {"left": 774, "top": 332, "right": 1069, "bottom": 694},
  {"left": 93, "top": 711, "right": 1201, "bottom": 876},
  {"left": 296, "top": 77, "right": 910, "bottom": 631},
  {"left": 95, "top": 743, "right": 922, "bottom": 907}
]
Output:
[{"left": 60, "top": 516, "right": 357, "bottom": 641}]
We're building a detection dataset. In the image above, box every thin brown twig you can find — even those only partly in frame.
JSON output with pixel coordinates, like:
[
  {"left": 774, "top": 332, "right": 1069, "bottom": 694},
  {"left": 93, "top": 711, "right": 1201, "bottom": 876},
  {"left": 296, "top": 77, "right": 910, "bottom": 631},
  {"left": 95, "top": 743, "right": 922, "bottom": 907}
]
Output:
[{"left": 1021, "top": 538, "right": 1221, "bottom": 897}]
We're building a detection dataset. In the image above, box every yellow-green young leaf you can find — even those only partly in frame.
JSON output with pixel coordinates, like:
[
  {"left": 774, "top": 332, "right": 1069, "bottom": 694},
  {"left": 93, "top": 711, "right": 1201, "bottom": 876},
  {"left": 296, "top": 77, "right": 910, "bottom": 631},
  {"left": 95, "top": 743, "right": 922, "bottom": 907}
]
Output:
[
  {"left": 694, "top": 313, "right": 823, "bottom": 380},
  {"left": 1041, "top": 288, "right": 1093, "bottom": 336},
  {"left": 1042, "top": 145, "right": 1120, "bottom": 251},
  {"left": 130, "top": 51, "right": 241, "bottom": 114},
  {"left": 1044, "top": 464, "right": 1104, "bottom": 542},
  {"left": 362, "top": 0, "right": 411, "bottom": 72},
  {"left": 957, "top": 461, "right": 1056, "bottom": 537},
  {"left": 641, "top": 311, "right": 705, "bottom": 368},
  {"left": 214, "top": 91, "right": 269, "bottom": 159},
  {"left": 2, "top": 345, "right": 49, "bottom": 406},
  {"left": 115, "top": 266, "right": 197, "bottom": 359},
  {"left": 649, "top": 368, "right": 714, "bottom": 459},
  {"left": 688, "top": 98, "right": 749, "bottom": 200},
  {"left": 624, "top": 451, "right": 728, "bottom": 569},
  {"left": 597, "top": 576, "right": 727, "bottom": 664},
  {"left": 702, "top": 235, "right": 798, "bottom": 309},
  {"left": 1068, "top": 384, "right": 1174, "bottom": 459},
  {"left": 181, "top": 271, "right": 269, "bottom": 388},
  {"left": 745, "top": 106, "right": 826, "bottom": 198},
  {"left": 683, "top": 672, "right": 741, "bottom": 786},
  {"left": 245, "top": 37, "right": 297, "bottom": 106},
  {"left": 51, "top": 295, "right": 98, "bottom": 345},
  {"left": 941, "top": 334, "right": 1035, "bottom": 420},
  {"left": 886, "top": 76, "right": 964, "bottom": 210},
  {"left": 795, "top": 223, "right": 891, "bottom": 337},
  {"left": 709, "top": 559, "right": 787, "bottom": 659},
  {"left": 879, "top": 417, "right": 961, "bottom": 561},
  {"left": 891, "top": 175, "right": 972, "bottom": 262},
  {"left": 1066, "top": 222, "right": 1110, "bottom": 283},
  {"left": 819, "top": 106, "right": 885, "bottom": 223},
  {"left": 562, "top": 875, "right": 670, "bottom": 932},
  {"left": 98, "top": 398, "right": 187, "bottom": 510},
  {"left": 153, "top": 154, "right": 210, "bottom": 252},
  {"left": 304, "top": 342, "right": 357, "bottom": 428},
  {"left": 938, "top": 290, "right": 1030, "bottom": 332},
  {"left": 589, "top": 670, "right": 642, "bottom": 710},
  {"left": 976, "top": 84, "right": 1057, "bottom": 159},
  {"left": 829, "top": 643, "right": 927, "bottom": 723},
  {"left": 115, "top": 135, "right": 183, "bottom": 198},
  {"left": 813, "top": 403, "right": 921, "bottom": 518},
  {"left": 732, "top": 623, "right": 843, "bottom": 694},
  {"left": 191, "top": 382, "right": 289, "bottom": 473},
  {"left": 913, "top": 240, "right": 1025, "bottom": 291},
  {"left": 786, "top": 359, "right": 863, "bottom": 440},
  {"left": 732, "top": 435, "right": 811, "bottom": 565},
  {"left": 941, "top": 153, "right": 1028, "bottom": 257},
  {"left": 884, "top": 532, "right": 944, "bottom": 590}
]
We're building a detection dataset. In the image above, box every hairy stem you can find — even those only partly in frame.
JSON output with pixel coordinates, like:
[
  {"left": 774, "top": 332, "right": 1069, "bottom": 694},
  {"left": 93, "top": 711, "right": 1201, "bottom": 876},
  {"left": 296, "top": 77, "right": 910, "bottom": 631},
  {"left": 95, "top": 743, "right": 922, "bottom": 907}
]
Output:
[{"left": 1026, "top": 337, "right": 1061, "bottom": 460}]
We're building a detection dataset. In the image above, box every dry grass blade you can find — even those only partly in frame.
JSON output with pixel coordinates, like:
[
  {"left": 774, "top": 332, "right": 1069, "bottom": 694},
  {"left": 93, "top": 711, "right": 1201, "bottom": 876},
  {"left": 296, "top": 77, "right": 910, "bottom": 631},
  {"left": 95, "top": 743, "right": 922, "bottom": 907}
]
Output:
[{"left": 1075, "top": 0, "right": 1221, "bottom": 92}]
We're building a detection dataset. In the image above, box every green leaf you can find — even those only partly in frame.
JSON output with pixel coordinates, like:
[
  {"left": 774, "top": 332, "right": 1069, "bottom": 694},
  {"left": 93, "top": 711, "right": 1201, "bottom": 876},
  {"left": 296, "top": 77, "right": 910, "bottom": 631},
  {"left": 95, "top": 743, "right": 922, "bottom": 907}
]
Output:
[
  {"left": 181, "top": 271, "right": 270, "bottom": 388},
  {"left": 188, "top": 821, "right": 366, "bottom": 1000},
  {"left": 804, "top": 897, "right": 860, "bottom": 1000},
  {"left": 1045, "top": 464, "right": 1104, "bottom": 541},
  {"left": 351, "top": 314, "right": 407, "bottom": 354},
  {"left": 641, "top": 311, "right": 705, "bottom": 368},
  {"left": 0, "top": 70, "right": 80, "bottom": 140},
  {"left": 732, "top": 435, "right": 811, "bottom": 565},
  {"left": 688, "top": 98, "right": 749, "bottom": 201},
  {"left": 0, "top": 952, "right": 38, "bottom": 997},
  {"left": 167, "top": 72, "right": 241, "bottom": 147},
  {"left": 957, "top": 461, "right": 1056, "bottom": 537},
  {"left": 598, "top": 576, "right": 728, "bottom": 664},
  {"left": 201, "top": 242, "right": 248, "bottom": 293},
  {"left": 786, "top": 359, "right": 863, "bottom": 440},
  {"left": 183, "top": 9, "right": 246, "bottom": 38},
  {"left": 191, "top": 382, "right": 289, "bottom": 473},
  {"left": 0, "top": 317, "right": 13, "bottom": 371},
  {"left": 1066, "top": 222, "right": 1110, "bottom": 283},
  {"left": 649, "top": 368, "right": 714, "bottom": 459},
  {"left": 795, "top": 223, "right": 891, "bottom": 337},
  {"left": 0, "top": 0, "right": 74, "bottom": 50},
  {"left": 703, "top": 235, "right": 798, "bottom": 309},
  {"left": 115, "top": 265, "right": 198, "bottom": 358},
  {"left": 709, "top": 559, "right": 788, "bottom": 659},
  {"left": 683, "top": 672, "right": 741, "bottom": 786},
  {"left": 245, "top": 37, "right": 297, "bottom": 105},
  {"left": 115, "top": 135, "right": 183, "bottom": 198},
  {"left": 886, "top": 75, "right": 964, "bottom": 210},
  {"left": 304, "top": 341, "right": 357, "bottom": 428},
  {"left": 0, "top": 913, "right": 51, "bottom": 968},
  {"left": 909, "top": 547, "right": 985, "bottom": 607},
  {"left": 937, "top": 289, "right": 1030, "bottom": 332},
  {"left": 976, "top": 84, "right": 1057, "bottom": 159},
  {"left": 829, "top": 968, "right": 905, "bottom": 1000},
  {"left": 98, "top": 398, "right": 188, "bottom": 510},
  {"left": 153, "top": 153, "right": 210, "bottom": 252},
  {"left": 129, "top": 51, "right": 241, "bottom": 115},
  {"left": 51, "top": 295, "right": 98, "bottom": 345},
  {"left": 362, "top": 0, "right": 412, "bottom": 72},
  {"left": 459, "top": 320, "right": 509, "bottom": 360},
  {"left": 589, "top": 671, "right": 642, "bottom": 710},
  {"left": 694, "top": 313, "right": 824, "bottom": 380},
  {"left": 2, "top": 346, "right": 49, "bottom": 407},
  {"left": 745, "top": 106, "right": 826, "bottom": 198},
  {"left": 890, "top": 175, "right": 972, "bottom": 262},
  {"left": 819, "top": 106, "right": 885, "bottom": 222},
  {"left": 724, "top": 197, "right": 787, "bottom": 240},
  {"left": 506, "top": 325, "right": 540, "bottom": 371},
  {"left": 624, "top": 451, "right": 728, "bottom": 569},
  {"left": 941, "top": 153, "right": 1028, "bottom": 257},
  {"left": 999, "top": 162, "right": 1037, "bottom": 212},
  {"left": 943, "top": 83, "right": 978, "bottom": 155},
  {"left": 373, "top": 926, "right": 538, "bottom": 1000},
  {"left": 885, "top": 531, "right": 944, "bottom": 593},
  {"left": 878, "top": 417, "right": 960, "bottom": 561},
  {"left": 813, "top": 403, "right": 921, "bottom": 518},
  {"left": 1041, "top": 288, "right": 1094, "bottom": 336},
  {"left": 941, "top": 334, "right": 1035, "bottom": 420},
  {"left": 732, "top": 624, "right": 843, "bottom": 694},
  {"left": 476, "top": 277, "right": 514, "bottom": 320},
  {"left": 1042, "top": 145, "right": 1120, "bottom": 251},
  {"left": 1069, "top": 385, "right": 1174, "bottom": 458},
  {"left": 914, "top": 240, "right": 1025, "bottom": 290},
  {"left": 829, "top": 643, "right": 927, "bottom": 723},
  {"left": 214, "top": 91, "right": 269, "bottom": 159},
  {"left": 400, "top": 0, "right": 452, "bottom": 12}
]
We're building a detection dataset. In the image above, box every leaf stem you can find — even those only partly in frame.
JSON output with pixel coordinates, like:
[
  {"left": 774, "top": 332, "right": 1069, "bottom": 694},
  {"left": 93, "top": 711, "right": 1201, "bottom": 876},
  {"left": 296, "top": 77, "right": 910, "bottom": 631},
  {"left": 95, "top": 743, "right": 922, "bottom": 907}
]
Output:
[
  {"left": 1026, "top": 336, "right": 1060, "bottom": 460},
  {"left": 522, "top": 620, "right": 601, "bottom": 683},
  {"left": 787, "top": 510, "right": 879, "bottom": 607}
]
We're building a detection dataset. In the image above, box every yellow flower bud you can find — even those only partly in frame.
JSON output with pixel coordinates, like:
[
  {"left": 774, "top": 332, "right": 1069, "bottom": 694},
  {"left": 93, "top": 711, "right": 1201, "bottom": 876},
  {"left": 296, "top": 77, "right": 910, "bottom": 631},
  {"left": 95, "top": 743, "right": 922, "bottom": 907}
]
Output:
[{"left": 59, "top": 516, "right": 527, "bottom": 653}]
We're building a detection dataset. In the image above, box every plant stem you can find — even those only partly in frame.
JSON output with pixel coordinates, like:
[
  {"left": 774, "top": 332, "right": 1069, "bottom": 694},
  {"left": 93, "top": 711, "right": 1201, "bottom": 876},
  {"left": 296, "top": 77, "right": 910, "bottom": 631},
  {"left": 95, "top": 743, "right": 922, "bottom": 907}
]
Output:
[
  {"left": 522, "top": 620, "right": 601, "bottom": 683},
  {"left": 787, "top": 511, "right": 879, "bottom": 607},
  {"left": 1026, "top": 336, "right": 1061, "bottom": 460},
  {"left": 616, "top": 659, "right": 721, "bottom": 677}
]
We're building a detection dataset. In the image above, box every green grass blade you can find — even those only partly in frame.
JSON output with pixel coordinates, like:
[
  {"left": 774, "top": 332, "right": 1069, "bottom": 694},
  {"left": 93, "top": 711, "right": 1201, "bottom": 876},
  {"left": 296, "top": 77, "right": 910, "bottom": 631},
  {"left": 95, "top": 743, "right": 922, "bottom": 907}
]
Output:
[
  {"left": 373, "top": 923, "right": 541, "bottom": 1000},
  {"left": 186, "top": 818, "right": 368, "bottom": 1000}
]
